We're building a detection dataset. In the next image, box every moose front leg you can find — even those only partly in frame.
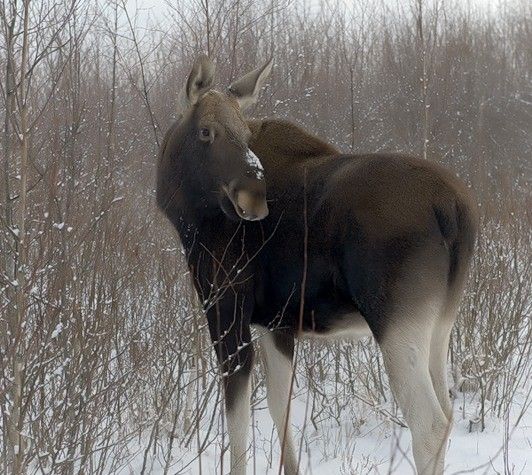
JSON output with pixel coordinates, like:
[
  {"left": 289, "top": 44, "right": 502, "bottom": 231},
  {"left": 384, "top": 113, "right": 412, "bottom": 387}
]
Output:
[
  {"left": 258, "top": 328, "right": 299, "bottom": 475},
  {"left": 224, "top": 354, "right": 253, "bottom": 475},
  {"left": 207, "top": 295, "right": 255, "bottom": 475}
]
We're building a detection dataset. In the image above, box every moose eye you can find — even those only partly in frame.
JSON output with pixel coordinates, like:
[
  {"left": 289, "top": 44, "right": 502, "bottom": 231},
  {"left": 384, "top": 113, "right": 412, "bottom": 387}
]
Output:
[{"left": 199, "top": 128, "right": 211, "bottom": 140}]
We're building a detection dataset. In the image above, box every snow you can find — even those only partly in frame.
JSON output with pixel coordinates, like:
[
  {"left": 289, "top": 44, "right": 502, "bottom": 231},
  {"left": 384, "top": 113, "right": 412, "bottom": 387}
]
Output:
[
  {"left": 51, "top": 322, "right": 64, "bottom": 339},
  {"left": 115, "top": 387, "right": 531, "bottom": 474},
  {"left": 245, "top": 149, "right": 265, "bottom": 180}
]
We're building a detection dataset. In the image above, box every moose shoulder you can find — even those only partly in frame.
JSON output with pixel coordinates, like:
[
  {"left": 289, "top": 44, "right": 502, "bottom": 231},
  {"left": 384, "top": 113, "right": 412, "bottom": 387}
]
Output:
[{"left": 156, "top": 56, "right": 477, "bottom": 475}]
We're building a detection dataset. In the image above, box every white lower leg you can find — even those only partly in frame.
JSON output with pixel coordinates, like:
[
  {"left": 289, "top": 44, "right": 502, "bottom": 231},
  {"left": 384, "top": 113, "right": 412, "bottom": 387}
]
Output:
[
  {"left": 226, "top": 374, "right": 251, "bottom": 475},
  {"left": 381, "top": 321, "right": 450, "bottom": 475},
  {"left": 429, "top": 318, "right": 455, "bottom": 421},
  {"left": 260, "top": 330, "right": 299, "bottom": 475}
]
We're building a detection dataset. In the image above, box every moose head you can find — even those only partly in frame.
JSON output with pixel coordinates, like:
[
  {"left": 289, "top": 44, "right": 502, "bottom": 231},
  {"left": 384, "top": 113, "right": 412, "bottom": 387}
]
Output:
[{"left": 170, "top": 55, "right": 272, "bottom": 222}]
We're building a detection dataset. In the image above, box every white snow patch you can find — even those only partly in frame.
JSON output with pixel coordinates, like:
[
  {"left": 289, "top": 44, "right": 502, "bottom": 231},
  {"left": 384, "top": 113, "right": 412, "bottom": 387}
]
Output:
[
  {"left": 245, "top": 149, "right": 264, "bottom": 179},
  {"left": 109, "top": 388, "right": 531, "bottom": 475},
  {"left": 51, "top": 322, "right": 63, "bottom": 339}
]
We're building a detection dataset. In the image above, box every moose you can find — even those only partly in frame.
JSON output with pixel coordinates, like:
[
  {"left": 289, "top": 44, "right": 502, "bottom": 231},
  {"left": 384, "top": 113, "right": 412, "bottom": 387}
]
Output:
[{"left": 156, "top": 55, "right": 477, "bottom": 475}]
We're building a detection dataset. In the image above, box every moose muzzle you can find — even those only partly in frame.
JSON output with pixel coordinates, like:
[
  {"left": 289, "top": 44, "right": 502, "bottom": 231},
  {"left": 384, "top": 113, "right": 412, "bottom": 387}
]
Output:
[{"left": 223, "top": 177, "right": 269, "bottom": 221}]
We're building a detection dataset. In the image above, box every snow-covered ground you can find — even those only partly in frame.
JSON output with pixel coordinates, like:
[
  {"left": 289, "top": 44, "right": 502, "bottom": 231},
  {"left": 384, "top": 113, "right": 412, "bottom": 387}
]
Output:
[{"left": 119, "top": 386, "right": 531, "bottom": 474}]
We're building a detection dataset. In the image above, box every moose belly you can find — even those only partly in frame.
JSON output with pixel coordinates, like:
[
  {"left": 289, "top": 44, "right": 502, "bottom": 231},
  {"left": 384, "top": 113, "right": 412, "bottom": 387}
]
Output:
[
  {"left": 298, "top": 306, "right": 373, "bottom": 341},
  {"left": 256, "top": 253, "right": 373, "bottom": 340},
  {"left": 260, "top": 287, "right": 373, "bottom": 341}
]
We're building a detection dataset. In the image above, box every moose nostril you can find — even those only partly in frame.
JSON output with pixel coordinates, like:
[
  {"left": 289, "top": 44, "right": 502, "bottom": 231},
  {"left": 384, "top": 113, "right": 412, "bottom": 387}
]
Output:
[
  {"left": 238, "top": 207, "right": 258, "bottom": 221},
  {"left": 234, "top": 190, "right": 268, "bottom": 221}
]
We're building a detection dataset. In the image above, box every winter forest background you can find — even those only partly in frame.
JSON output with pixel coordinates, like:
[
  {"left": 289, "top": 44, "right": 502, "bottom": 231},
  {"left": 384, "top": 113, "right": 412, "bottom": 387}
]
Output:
[{"left": 0, "top": 0, "right": 530, "bottom": 473}]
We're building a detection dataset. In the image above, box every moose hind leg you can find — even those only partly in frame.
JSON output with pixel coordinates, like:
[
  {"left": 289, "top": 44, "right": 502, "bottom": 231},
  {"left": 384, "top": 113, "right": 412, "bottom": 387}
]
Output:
[
  {"left": 379, "top": 304, "right": 451, "bottom": 475},
  {"left": 429, "top": 316, "right": 455, "bottom": 421},
  {"left": 429, "top": 280, "right": 469, "bottom": 421},
  {"left": 259, "top": 328, "right": 299, "bottom": 475}
]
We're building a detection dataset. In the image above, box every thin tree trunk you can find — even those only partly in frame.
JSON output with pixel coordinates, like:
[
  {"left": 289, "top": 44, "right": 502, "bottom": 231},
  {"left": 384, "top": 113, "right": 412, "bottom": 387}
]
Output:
[
  {"left": 107, "top": 1, "right": 119, "bottom": 166},
  {"left": 9, "top": 1, "right": 31, "bottom": 473},
  {"left": 349, "top": 64, "right": 356, "bottom": 151},
  {"left": 1, "top": 24, "right": 16, "bottom": 470},
  {"left": 416, "top": 0, "right": 429, "bottom": 160}
]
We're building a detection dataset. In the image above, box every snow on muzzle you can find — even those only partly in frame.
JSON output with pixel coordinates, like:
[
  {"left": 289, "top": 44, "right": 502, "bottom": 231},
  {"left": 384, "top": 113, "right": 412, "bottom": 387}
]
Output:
[{"left": 244, "top": 148, "right": 265, "bottom": 180}]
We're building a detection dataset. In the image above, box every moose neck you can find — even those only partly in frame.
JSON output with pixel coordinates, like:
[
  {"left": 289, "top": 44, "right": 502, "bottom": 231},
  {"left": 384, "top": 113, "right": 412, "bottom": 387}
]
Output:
[{"left": 162, "top": 182, "right": 225, "bottom": 254}]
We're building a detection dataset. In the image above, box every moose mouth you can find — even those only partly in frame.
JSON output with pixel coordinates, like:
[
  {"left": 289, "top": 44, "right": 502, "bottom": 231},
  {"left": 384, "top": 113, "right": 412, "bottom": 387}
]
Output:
[{"left": 221, "top": 184, "right": 269, "bottom": 222}]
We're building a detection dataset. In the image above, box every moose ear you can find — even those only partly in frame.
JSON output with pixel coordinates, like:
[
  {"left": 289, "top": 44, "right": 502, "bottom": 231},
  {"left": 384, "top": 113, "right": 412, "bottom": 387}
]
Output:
[
  {"left": 177, "top": 55, "right": 215, "bottom": 114},
  {"left": 228, "top": 58, "right": 273, "bottom": 112}
]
